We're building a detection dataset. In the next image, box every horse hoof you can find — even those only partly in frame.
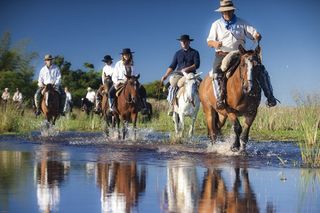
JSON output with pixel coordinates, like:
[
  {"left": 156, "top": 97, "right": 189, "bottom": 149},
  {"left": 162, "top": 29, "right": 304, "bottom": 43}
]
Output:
[{"left": 230, "top": 145, "right": 240, "bottom": 152}]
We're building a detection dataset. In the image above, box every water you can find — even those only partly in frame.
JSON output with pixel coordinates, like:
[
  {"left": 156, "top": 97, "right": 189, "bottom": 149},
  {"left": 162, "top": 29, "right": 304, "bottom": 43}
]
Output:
[{"left": 0, "top": 131, "right": 319, "bottom": 213}]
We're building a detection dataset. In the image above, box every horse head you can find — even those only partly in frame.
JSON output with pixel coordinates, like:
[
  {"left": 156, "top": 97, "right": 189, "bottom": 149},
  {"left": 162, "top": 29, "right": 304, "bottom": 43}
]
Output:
[
  {"left": 42, "top": 84, "right": 57, "bottom": 107},
  {"left": 238, "top": 45, "right": 262, "bottom": 95},
  {"left": 104, "top": 75, "right": 113, "bottom": 92},
  {"left": 124, "top": 74, "right": 140, "bottom": 104},
  {"left": 182, "top": 72, "right": 202, "bottom": 104}
]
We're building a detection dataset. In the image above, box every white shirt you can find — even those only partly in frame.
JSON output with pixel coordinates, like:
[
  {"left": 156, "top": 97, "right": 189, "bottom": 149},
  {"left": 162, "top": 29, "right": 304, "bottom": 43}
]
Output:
[
  {"left": 112, "top": 60, "right": 134, "bottom": 86},
  {"left": 207, "top": 17, "right": 258, "bottom": 52},
  {"left": 102, "top": 64, "right": 114, "bottom": 84},
  {"left": 1, "top": 91, "right": 10, "bottom": 100},
  {"left": 65, "top": 91, "right": 72, "bottom": 102},
  {"left": 38, "top": 64, "right": 61, "bottom": 87},
  {"left": 13, "top": 91, "right": 23, "bottom": 102},
  {"left": 86, "top": 91, "right": 96, "bottom": 103}
]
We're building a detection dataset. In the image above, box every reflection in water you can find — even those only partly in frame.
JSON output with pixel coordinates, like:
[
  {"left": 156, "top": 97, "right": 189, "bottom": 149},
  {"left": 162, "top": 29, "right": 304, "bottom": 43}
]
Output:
[
  {"left": 163, "top": 161, "right": 199, "bottom": 213},
  {"left": 34, "top": 146, "right": 70, "bottom": 213},
  {"left": 95, "top": 157, "right": 146, "bottom": 213},
  {"left": 198, "top": 168, "right": 261, "bottom": 213}
]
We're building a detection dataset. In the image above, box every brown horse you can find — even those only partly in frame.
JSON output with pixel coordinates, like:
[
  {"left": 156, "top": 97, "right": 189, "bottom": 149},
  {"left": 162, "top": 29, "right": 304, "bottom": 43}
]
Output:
[
  {"left": 41, "top": 84, "right": 60, "bottom": 125},
  {"left": 113, "top": 74, "right": 141, "bottom": 139},
  {"left": 199, "top": 45, "right": 262, "bottom": 151}
]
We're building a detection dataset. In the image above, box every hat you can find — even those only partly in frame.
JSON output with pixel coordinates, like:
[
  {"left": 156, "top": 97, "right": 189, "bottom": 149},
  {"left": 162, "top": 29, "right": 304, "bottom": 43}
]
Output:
[
  {"left": 120, "top": 48, "right": 134, "bottom": 55},
  {"left": 177, "top": 34, "right": 194, "bottom": 41},
  {"left": 5, "top": 88, "right": 8, "bottom": 91},
  {"left": 87, "top": 87, "right": 92, "bottom": 91},
  {"left": 102, "top": 55, "right": 113, "bottom": 62},
  {"left": 44, "top": 54, "right": 54, "bottom": 61},
  {"left": 215, "top": 0, "right": 236, "bottom": 12}
]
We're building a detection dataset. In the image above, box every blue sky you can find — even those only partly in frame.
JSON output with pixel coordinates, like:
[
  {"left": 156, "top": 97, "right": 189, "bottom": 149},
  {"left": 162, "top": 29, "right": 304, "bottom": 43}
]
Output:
[{"left": 1, "top": 0, "right": 320, "bottom": 105}]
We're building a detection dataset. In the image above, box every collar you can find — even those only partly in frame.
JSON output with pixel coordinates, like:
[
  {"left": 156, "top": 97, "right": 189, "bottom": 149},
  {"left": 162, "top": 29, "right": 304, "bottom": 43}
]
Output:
[{"left": 221, "top": 14, "right": 237, "bottom": 30}]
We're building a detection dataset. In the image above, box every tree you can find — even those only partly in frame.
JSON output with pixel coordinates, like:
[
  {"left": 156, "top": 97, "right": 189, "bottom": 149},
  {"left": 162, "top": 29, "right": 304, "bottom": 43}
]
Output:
[
  {"left": 143, "top": 80, "right": 167, "bottom": 99},
  {"left": 0, "top": 32, "right": 38, "bottom": 103}
]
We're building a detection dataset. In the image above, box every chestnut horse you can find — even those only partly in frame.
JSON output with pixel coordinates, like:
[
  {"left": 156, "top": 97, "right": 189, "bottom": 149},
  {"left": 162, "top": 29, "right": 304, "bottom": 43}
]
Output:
[
  {"left": 113, "top": 74, "right": 141, "bottom": 139},
  {"left": 41, "top": 84, "right": 60, "bottom": 125},
  {"left": 199, "top": 45, "right": 262, "bottom": 151}
]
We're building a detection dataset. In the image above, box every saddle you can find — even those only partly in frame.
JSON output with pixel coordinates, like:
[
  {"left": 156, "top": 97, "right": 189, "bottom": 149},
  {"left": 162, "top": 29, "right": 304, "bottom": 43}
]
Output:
[{"left": 115, "top": 84, "right": 125, "bottom": 97}]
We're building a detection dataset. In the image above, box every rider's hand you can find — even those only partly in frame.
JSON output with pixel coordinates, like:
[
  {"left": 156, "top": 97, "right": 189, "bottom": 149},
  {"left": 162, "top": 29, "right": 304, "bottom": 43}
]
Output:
[
  {"left": 255, "top": 33, "right": 262, "bottom": 42},
  {"left": 160, "top": 75, "right": 167, "bottom": 84},
  {"left": 208, "top": 40, "right": 222, "bottom": 49}
]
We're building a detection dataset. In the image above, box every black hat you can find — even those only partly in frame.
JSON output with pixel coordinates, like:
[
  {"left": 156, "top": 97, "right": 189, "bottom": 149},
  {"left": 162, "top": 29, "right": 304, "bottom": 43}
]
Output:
[
  {"left": 102, "top": 55, "right": 113, "bottom": 62},
  {"left": 120, "top": 48, "right": 134, "bottom": 55},
  {"left": 177, "top": 34, "right": 194, "bottom": 41}
]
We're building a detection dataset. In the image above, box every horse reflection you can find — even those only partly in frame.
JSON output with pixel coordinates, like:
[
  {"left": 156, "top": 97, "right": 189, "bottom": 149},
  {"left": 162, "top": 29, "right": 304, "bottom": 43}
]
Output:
[
  {"left": 96, "top": 160, "right": 146, "bottom": 213},
  {"left": 198, "top": 167, "right": 260, "bottom": 213},
  {"left": 35, "top": 146, "right": 70, "bottom": 213},
  {"left": 163, "top": 161, "right": 200, "bottom": 213}
]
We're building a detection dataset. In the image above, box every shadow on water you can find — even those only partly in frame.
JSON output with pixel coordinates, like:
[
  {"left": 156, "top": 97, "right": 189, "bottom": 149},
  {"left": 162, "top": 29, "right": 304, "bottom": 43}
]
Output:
[{"left": 0, "top": 131, "right": 319, "bottom": 212}]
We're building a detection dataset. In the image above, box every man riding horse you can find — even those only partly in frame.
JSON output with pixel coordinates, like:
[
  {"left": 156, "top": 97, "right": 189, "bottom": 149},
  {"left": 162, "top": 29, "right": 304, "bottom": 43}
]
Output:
[
  {"left": 160, "top": 34, "right": 201, "bottom": 116},
  {"left": 34, "top": 54, "right": 66, "bottom": 116},
  {"left": 95, "top": 54, "right": 114, "bottom": 114},
  {"left": 207, "top": 0, "right": 277, "bottom": 110},
  {"left": 108, "top": 48, "right": 148, "bottom": 114}
]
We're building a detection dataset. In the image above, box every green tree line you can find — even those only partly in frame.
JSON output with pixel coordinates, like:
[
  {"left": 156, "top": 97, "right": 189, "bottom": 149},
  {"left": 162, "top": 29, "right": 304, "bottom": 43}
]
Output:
[{"left": 0, "top": 32, "right": 166, "bottom": 107}]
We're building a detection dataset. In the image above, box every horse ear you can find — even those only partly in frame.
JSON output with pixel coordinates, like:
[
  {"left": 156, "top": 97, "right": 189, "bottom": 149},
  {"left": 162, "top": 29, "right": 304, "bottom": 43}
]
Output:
[
  {"left": 238, "top": 44, "right": 246, "bottom": 54},
  {"left": 124, "top": 74, "right": 130, "bottom": 79},
  {"left": 136, "top": 74, "right": 140, "bottom": 79},
  {"left": 195, "top": 72, "right": 202, "bottom": 78}
]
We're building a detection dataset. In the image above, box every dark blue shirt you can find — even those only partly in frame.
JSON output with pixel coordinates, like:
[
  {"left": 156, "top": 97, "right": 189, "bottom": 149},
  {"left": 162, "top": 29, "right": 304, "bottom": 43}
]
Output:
[{"left": 169, "top": 47, "right": 200, "bottom": 72}]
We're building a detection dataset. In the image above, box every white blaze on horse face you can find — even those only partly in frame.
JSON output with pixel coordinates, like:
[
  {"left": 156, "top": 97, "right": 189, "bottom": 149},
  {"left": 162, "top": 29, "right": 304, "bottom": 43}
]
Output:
[
  {"left": 185, "top": 77, "right": 197, "bottom": 103},
  {"left": 245, "top": 58, "right": 253, "bottom": 92}
]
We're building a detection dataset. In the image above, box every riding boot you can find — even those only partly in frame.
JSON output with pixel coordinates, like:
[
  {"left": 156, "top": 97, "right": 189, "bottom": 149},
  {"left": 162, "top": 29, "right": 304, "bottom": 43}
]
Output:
[
  {"left": 108, "top": 97, "right": 115, "bottom": 112},
  {"left": 214, "top": 71, "right": 226, "bottom": 110},
  {"left": 34, "top": 88, "right": 42, "bottom": 116},
  {"left": 258, "top": 65, "right": 277, "bottom": 107}
]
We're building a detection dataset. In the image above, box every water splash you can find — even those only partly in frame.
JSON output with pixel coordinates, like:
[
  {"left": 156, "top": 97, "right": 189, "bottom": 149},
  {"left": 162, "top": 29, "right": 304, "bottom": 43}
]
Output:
[{"left": 40, "top": 121, "right": 59, "bottom": 137}]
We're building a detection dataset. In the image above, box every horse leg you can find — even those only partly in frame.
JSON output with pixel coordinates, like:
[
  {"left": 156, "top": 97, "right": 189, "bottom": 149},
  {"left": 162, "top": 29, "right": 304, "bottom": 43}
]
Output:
[
  {"left": 240, "top": 113, "right": 257, "bottom": 151},
  {"left": 173, "top": 112, "right": 180, "bottom": 136},
  {"left": 228, "top": 113, "right": 242, "bottom": 152},
  {"left": 131, "top": 113, "right": 138, "bottom": 140},
  {"left": 178, "top": 113, "right": 184, "bottom": 138},
  {"left": 203, "top": 105, "right": 218, "bottom": 143}
]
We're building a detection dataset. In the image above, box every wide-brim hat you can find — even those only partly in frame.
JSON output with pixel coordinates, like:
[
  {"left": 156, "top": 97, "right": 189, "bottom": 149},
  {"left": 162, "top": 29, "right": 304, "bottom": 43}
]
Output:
[
  {"left": 44, "top": 54, "right": 54, "bottom": 61},
  {"left": 177, "top": 34, "right": 194, "bottom": 41},
  {"left": 120, "top": 48, "right": 134, "bottom": 55},
  {"left": 102, "top": 55, "right": 113, "bottom": 62},
  {"left": 87, "top": 87, "right": 92, "bottom": 91},
  {"left": 215, "top": 0, "right": 236, "bottom": 12}
]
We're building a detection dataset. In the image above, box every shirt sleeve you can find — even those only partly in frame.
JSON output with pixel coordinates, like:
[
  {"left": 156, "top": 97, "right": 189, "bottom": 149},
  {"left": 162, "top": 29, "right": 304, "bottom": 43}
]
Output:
[
  {"left": 207, "top": 21, "right": 218, "bottom": 42},
  {"left": 242, "top": 19, "right": 258, "bottom": 40},
  {"left": 38, "top": 68, "right": 44, "bottom": 87},
  {"left": 194, "top": 50, "right": 200, "bottom": 69},
  {"left": 55, "top": 66, "right": 62, "bottom": 85},
  {"left": 168, "top": 52, "right": 178, "bottom": 70}
]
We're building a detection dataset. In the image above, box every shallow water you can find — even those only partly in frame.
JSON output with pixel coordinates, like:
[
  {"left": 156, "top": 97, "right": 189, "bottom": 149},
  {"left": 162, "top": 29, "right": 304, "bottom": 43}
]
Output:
[{"left": 0, "top": 131, "right": 319, "bottom": 213}]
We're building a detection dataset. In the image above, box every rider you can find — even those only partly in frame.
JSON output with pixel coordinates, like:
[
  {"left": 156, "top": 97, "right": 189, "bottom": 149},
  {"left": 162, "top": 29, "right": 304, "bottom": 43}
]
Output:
[
  {"left": 109, "top": 48, "right": 148, "bottom": 113},
  {"left": 34, "top": 54, "right": 66, "bottom": 116},
  {"left": 1, "top": 88, "right": 10, "bottom": 103},
  {"left": 85, "top": 87, "right": 96, "bottom": 105},
  {"left": 95, "top": 55, "right": 114, "bottom": 113},
  {"left": 207, "top": 0, "right": 277, "bottom": 109},
  {"left": 12, "top": 88, "right": 23, "bottom": 108},
  {"left": 64, "top": 87, "right": 72, "bottom": 113},
  {"left": 160, "top": 34, "right": 200, "bottom": 116}
]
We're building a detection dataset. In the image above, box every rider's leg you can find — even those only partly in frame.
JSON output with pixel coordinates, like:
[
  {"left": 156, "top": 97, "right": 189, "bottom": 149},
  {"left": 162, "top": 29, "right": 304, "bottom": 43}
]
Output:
[
  {"left": 258, "top": 65, "right": 277, "bottom": 107},
  {"left": 34, "top": 87, "right": 42, "bottom": 116},
  {"left": 167, "top": 73, "right": 182, "bottom": 116},
  {"left": 212, "top": 54, "right": 226, "bottom": 110},
  {"left": 54, "top": 85, "right": 66, "bottom": 115},
  {"left": 108, "top": 85, "right": 116, "bottom": 112}
]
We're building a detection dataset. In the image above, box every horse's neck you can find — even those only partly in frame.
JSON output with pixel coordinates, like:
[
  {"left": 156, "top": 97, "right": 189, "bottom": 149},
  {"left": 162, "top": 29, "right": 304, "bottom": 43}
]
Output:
[{"left": 227, "top": 66, "right": 245, "bottom": 96}]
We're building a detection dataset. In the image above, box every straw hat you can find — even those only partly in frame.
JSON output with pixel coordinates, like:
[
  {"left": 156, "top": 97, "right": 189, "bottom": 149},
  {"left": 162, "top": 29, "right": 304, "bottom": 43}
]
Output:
[
  {"left": 44, "top": 54, "right": 54, "bottom": 61},
  {"left": 87, "top": 87, "right": 92, "bottom": 91},
  {"left": 215, "top": 0, "right": 236, "bottom": 12}
]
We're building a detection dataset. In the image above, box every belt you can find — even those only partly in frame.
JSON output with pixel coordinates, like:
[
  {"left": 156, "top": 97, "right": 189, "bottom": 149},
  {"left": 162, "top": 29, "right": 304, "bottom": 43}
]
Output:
[{"left": 216, "top": 51, "right": 229, "bottom": 57}]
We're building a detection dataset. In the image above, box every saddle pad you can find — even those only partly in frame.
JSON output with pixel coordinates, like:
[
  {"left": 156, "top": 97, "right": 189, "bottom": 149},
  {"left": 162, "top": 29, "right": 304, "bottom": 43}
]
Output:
[{"left": 116, "top": 84, "right": 125, "bottom": 97}]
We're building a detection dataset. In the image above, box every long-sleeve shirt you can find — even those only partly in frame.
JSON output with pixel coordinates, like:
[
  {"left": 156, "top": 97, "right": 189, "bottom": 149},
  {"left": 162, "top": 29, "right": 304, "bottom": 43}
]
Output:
[
  {"left": 102, "top": 64, "right": 114, "bottom": 84},
  {"left": 38, "top": 64, "right": 61, "bottom": 87},
  {"left": 86, "top": 91, "right": 96, "bottom": 103},
  {"left": 169, "top": 47, "right": 200, "bottom": 73},
  {"left": 1, "top": 92, "right": 10, "bottom": 101},
  {"left": 207, "top": 15, "right": 258, "bottom": 52},
  {"left": 65, "top": 92, "right": 72, "bottom": 102},
  {"left": 112, "top": 60, "right": 134, "bottom": 85}
]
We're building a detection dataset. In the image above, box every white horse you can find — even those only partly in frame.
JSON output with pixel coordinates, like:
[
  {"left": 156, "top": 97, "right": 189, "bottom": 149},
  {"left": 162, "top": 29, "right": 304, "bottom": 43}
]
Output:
[{"left": 173, "top": 72, "right": 201, "bottom": 137}]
